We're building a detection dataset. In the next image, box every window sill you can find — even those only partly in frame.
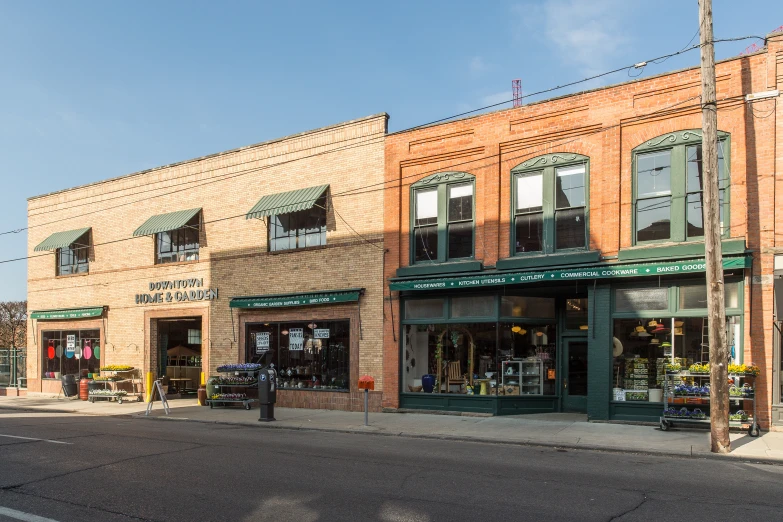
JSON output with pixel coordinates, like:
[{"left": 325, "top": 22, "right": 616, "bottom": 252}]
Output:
[
  {"left": 396, "top": 260, "right": 482, "bottom": 277},
  {"left": 618, "top": 238, "right": 746, "bottom": 262},
  {"left": 496, "top": 250, "right": 600, "bottom": 270},
  {"left": 154, "top": 259, "right": 201, "bottom": 267},
  {"left": 56, "top": 272, "right": 90, "bottom": 279},
  {"left": 268, "top": 244, "right": 328, "bottom": 256}
]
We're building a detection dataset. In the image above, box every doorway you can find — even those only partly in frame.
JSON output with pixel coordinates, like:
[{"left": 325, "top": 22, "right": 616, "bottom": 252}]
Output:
[
  {"left": 156, "top": 317, "right": 202, "bottom": 397},
  {"left": 562, "top": 339, "right": 588, "bottom": 413}
]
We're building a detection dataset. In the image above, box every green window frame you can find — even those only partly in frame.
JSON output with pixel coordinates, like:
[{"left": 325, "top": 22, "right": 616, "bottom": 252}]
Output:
[
  {"left": 410, "top": 172, "right": 475, "bottom": 264},
  {"left": 510, "top": 153, "right": 590, "bottom": 256},
  {"left": 632, "top": 130, "right": 730, "bottom": 245}
]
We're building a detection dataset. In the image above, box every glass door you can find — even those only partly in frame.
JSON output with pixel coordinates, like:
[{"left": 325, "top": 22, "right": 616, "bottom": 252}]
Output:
[{"left": 562, "top": 339, "right": 588, "bottom": 412}]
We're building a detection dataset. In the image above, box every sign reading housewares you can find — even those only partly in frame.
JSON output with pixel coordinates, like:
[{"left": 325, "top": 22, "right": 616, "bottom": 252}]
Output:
[
  {"left": 289, "top": 328, "right": 304, "bottom": 351},
  {"left": 255, "top": 332, "right": 270, "bottom": 354},
  {"left": 389, "top": 257, "right": 751, "bottom": 292},
  {"left": 135, "top": 278, "right": 219, "bottom": 305}
]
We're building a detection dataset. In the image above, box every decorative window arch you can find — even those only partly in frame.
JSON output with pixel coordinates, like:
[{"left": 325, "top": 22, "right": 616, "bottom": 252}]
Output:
[
  {"left": 410, "top": 172, "right": 475, "bottom": 264},
  {"left": 510, "top": 153, "right": 589, "bottom": 255},
  {"left": 631, "top": 129, "right": 730, "bottom": 244}
]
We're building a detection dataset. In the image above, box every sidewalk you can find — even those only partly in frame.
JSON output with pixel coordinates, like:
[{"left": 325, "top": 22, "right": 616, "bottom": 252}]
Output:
[{"left": 2, "top": 395, "right": 782, "bottom": 463}]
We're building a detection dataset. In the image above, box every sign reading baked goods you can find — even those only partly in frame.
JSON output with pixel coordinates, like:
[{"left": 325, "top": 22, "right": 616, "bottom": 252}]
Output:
[{"left": 135, "top": 278, "right": 218, "bottom": 305}]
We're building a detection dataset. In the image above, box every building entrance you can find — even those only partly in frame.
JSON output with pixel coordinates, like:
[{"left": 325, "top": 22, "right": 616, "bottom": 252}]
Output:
[{"left": 156, "top": 317, "right": 202, "bottom": 397}]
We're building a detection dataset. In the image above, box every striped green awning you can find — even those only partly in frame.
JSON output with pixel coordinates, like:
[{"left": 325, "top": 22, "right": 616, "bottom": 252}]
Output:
[
  {"left": 30, "top": 307, "right": 105, "bottom": 320},
  {"left": 133, "top": 208, "right": 201, "bottom": 237},
  {"left": 33, "top": 228, "right": 91, "bottom": 252},
  {"left": 246, "top": 185, "right": 329, "bottom": 220},
  {"left": 230, "top": 288, "right": 363, "bottom": 309}
]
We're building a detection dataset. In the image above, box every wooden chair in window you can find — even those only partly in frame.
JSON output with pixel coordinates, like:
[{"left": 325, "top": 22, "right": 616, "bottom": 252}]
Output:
[{"left": 445, "top": 361, "right": 463, "bottom": 393}]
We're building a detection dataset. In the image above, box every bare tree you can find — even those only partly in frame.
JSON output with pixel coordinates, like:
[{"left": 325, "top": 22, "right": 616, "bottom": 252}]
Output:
[{"left": 0, "top": 301, "right": 27, "bottom": 348}]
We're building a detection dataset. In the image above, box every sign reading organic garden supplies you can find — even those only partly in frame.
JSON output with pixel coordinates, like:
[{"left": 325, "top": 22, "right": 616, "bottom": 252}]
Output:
[
  {"left": 289, "top": 328, "right": 304, "bottom": 351},
  {"left": 135, "top": 278, "right": 218, "bottom": 305},
  {"left": 255, "top": 332, "right": 270, "bottom": 354}
]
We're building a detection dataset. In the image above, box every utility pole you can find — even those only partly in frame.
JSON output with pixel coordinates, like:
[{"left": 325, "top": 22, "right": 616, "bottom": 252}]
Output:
[{"left": 699, "top": 0, "right": 730, "bottom": 453}]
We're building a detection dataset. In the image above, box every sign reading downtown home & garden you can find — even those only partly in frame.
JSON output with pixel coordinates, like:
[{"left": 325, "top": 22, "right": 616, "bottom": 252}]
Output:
[
  {"left": 135, "top": 278, "right": 219, "bottom": 305},
  {"left": 389, "top": 257, "right": 750, "bottom": 292}
]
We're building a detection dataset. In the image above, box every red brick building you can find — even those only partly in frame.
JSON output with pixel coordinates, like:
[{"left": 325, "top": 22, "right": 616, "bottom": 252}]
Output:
[{"left": 383, "top": 32, "right": 783, "bottom": 430}]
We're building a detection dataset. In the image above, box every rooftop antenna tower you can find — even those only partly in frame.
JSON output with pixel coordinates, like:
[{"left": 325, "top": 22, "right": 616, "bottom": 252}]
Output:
[{"left": 512, "top": 79, "right": 522, "bottom": 108}]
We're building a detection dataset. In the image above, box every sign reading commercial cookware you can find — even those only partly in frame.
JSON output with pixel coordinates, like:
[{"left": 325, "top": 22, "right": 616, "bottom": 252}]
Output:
[
  {"left": 289, "top": 328, "right": 304, "bottom": 351},
  {"left": 135, "top": 278, "right": 219, "bottom": 305},
  {"left": 255, "top": 332, "right": 270, "bottom": 354}
]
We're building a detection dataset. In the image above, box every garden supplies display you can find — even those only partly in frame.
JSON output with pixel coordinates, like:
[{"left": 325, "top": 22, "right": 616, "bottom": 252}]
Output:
[
  {"left": 624, "top": 358, "right": 651, "bottom": 390},
  {"left": 207, "top": 367, "right": 259, "bottom": 410}
]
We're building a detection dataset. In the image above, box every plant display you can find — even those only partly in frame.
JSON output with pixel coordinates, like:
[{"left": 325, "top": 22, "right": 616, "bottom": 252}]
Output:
[
  {"left": 214, "top": 376, "right": 257, "bottom": 385},
  {"left": 89, "top": 389, "right": 127, "bottom": 396},
  {"left": 674, "top": 384, "right": 710, "bottom": 397},
  {"left": 665, "top": 363, "right": 682, "bottom": 373},
  {"left": 210, "top": 393, "right": 247, "bottom": 400},
  {"left": 99, "top": 365, "right": 134, "bottom": 372},
  {"left": 92, "top": 376, "right": 122, "bottom": 382},
  {"left": 688, "top": 363, "right": 710, "bottom": 374},
  {"left": 727, "top": 363, "right": 761, "bottom": 376},
  {"left": 663, "top": 407, "right": 706, "bottom": 419},
  {"left": 216, "top": 363, "right": 262, "bottom": 372},
  {"left": 729, "top": 410, "right": 749, "bottom": 421},
  {"left": 625, "top": 391, "right": 648, "bottom": 401}
]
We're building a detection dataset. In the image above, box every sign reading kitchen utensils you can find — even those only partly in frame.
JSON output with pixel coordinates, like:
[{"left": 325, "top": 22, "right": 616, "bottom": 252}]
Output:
[
  {"left": 255, "top": 332, "right": 270, "bottom": 354},
  {"left": 289, "top": 328, "right": 304, "bottom": 351}
]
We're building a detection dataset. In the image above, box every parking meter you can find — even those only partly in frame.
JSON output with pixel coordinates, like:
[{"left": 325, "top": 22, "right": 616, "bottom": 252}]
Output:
[{"left": 258, "top": 366, "right": 276, "bottom": 422}]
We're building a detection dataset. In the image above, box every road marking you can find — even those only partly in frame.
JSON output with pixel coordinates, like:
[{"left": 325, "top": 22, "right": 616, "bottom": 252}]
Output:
[
  {"left": 0, "top": 506, "right": 61, "bottom": 522},
  {"left": 0, "top": 434, "right": 71, "bottom": 445}
]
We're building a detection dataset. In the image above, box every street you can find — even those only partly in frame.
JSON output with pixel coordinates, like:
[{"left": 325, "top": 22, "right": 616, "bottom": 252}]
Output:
[{"left": 0, "top": 412, "right": 781, "bottom": 521}]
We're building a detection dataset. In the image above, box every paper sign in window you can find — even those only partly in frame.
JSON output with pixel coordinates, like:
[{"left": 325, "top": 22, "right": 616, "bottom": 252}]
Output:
[{"left": 289, "top": 328, "right": 304, "bottom": 351}]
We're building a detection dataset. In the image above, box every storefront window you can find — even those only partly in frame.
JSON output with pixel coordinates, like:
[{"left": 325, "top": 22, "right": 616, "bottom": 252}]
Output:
[
  {"left": 679, "top": 282, "right": 739, "bottom": 309},
  {"left": 405, "top": 299, "right": 445, "bottom": 319},
  {"left": 41, "top": 329, "right": 100, "bottom": 378},
  {"left": 612, "top": 316, "right": 741, "bottom": 403},
  {"left": 451, "top": 296, "right": 494, "bottom": 318},
  {"left": 246, "top": 320, "right": 349, "bottom": 391},
  {"left": 500, "top": 296, "right": 555, "bottom": 318},
  {"left": 402, "top": 320, "right": 557, "bottom": 397}
]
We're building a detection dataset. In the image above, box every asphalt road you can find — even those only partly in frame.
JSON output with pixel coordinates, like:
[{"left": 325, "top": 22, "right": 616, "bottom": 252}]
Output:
[{"left": 0, "top": 412, "right": 782, "bottom": 521}]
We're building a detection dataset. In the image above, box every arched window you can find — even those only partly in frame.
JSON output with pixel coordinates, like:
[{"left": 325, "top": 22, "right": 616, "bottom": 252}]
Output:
[
  {"left": 632, "top": 130, "right": 730, "bottom": 244},
  {"left": 410, "top": 172, "right": 475, "bottom": 263},
  {"left": 510, "top": 153, "right": 589, "bottom": 254}
]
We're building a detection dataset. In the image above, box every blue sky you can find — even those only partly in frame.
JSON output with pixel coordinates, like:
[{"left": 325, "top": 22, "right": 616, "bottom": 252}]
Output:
[{"left": 1, "top": 0, "right": 781, "bottom": 300}]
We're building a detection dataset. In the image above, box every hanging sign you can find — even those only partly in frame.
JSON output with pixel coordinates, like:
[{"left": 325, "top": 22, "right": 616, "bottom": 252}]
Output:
[
  {"left": 314, "top": 329, "right": 330, "bottom": 339},
  {"left": 255, "top": 332, "right": 270, "bottom": 354},
  {"left": 65, "top": 335, "right": 76, "bottom": 358},
  {"left": 289, "top": 328, "right": 304, "bottom": 351}
]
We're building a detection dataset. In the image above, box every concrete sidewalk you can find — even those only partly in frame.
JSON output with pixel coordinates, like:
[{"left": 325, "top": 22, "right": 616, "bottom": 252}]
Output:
[{"left": 2, "top": 395, "right": 782, "bottom": 463}]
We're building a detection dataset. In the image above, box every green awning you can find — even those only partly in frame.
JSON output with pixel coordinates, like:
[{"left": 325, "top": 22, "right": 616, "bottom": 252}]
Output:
[
  {"left": 246, "top": 184, "right": 329, "bottom": 220},
  {"left": 33, "top": 228, "right": 91, "bottom": 252},
  {"left": 30, "top": 307, "right": 105, "bottom": 320},
  {"left": 389, "top": 256, "right": 751, "bottom": 292},
  {"left": 133, "top": 208, "right": 201, "bottom": 237},
  {"left": 230, "top": 288, "right": 363, "bottom": 309}
]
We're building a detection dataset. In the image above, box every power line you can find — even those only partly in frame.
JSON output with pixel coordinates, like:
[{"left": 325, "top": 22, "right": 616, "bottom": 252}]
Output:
[{"left": 3, "top": 36, "right": 761, "bottom": 238}]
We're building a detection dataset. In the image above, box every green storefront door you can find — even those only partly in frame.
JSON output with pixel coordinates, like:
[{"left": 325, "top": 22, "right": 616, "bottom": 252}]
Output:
[{"left": 562, "top": 339, "right": 588, "bottom": 412}]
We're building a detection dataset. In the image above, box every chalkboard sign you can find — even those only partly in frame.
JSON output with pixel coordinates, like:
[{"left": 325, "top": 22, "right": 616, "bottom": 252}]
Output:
[{"left": 145, "top": 379, "right": 171, "bottom": 416}]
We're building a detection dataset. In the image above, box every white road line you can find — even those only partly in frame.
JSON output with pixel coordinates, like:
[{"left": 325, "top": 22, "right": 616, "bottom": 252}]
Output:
[
  {"left": 0, "top": 506, "right": 61, "bottom": 522},
  {"left": 0, "top": 434, "right": 71, "bottom": 445}
]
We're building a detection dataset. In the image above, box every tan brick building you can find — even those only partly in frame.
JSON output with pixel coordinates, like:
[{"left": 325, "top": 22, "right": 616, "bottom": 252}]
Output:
[
  {"left": 383, "top": 33, "right": 783, "bottom": 431},
  {"left": 26, "top": 113, "right": 388, "bottom": 411}
]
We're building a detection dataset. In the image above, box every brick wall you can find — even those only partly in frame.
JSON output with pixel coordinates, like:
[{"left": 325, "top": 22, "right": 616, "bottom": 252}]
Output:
[
  {"left": 383, "top": 35, "right": 783, "bottom": 427},
  {"left": 27, "top": 113, "right": 388, "bottom": 406}
]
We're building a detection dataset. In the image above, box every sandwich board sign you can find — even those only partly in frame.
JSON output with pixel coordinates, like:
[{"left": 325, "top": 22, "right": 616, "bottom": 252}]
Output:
[{"left": 145, "top": 379, "right": 170, "bottom": 416}]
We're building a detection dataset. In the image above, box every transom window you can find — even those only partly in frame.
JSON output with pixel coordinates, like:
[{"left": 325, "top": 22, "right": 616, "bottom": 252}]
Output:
[
  {"left": 156, "top": 214, "right": 200, "bottom": 264},
  {"left": 411, "top": 173, "right": 475, "bottom": 263},
  {"left": 268, "top": 194, "right": 327, "bottom": 252},
  {"left": 633, "top": 130, "right": 729, "bottom": 244},
  {"left": 512, "top": 154, "right": 588, "bottom": 255}
]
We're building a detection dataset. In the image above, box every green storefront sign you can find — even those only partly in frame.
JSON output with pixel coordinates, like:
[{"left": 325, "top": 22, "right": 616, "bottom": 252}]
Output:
[
  {"left": 230, "top": 290, "right": 362, "bottom": 309},
  {"left": 389, "top": 256, "right": 750, "bottom": 292},
  {"left": 29, "top": 307, "right": 105, "bottom": 320}
]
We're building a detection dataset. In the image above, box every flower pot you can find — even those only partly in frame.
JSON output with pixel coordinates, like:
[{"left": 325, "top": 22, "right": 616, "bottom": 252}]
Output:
[
  {"left": 197, "top": 385, "right": 207, "bottom": 406},
  {"left": 648, "top": 389, "right": 663, "bottom": 402},
  {"left": 422, "top": 374, "right": 435, "bottom": 393}
]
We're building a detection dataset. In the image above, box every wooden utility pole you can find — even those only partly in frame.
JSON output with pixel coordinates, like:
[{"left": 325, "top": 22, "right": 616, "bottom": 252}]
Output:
[{"left": 699, "top": 0, "right": 730, "bottom": 453}]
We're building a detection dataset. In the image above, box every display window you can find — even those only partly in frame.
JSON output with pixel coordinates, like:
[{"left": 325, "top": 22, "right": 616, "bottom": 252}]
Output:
[
  {"left": 401, "top": 293, "right": 559, "bottom": 397},
  {"left": 246, "top": 320, "right": 350, "bottom": 391},
  {"left": 41, "top": 329, "right": 100, "bottom": 378}
]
